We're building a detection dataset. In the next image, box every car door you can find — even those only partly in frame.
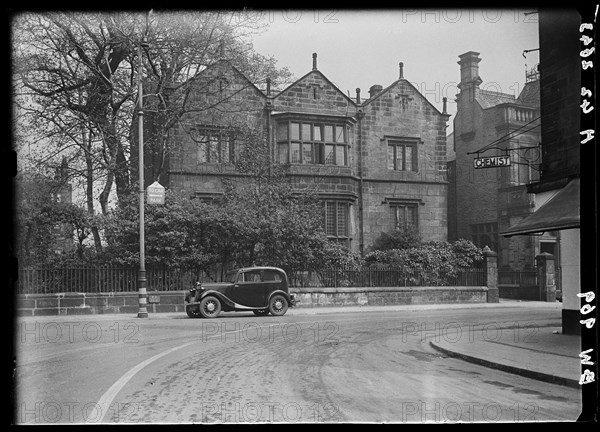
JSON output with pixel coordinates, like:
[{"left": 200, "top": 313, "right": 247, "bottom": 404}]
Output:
[
  {"left": 229, "top": 270, "right": 264, "bottom": 307},
  {"left": 262, "top": 269, "right": 284, "bottom": 303}
]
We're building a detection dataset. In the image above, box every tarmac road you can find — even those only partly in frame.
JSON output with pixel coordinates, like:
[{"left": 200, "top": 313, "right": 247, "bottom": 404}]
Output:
[{"left": 14, "top": 303, "right": 582, "bottom": 423}]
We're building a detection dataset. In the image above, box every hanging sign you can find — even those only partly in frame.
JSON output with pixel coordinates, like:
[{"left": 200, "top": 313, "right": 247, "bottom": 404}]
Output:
[
  {"left": 147, "top": 181, "right": 165, "bottom": 205},
  {"left": 473, "top": 155, "right": 511, "bottom": 169}
]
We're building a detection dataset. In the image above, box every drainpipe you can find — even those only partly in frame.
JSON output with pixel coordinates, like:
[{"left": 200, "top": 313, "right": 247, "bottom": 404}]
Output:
[
  {"left": 266, "top": 77, "right": 273, "bottom": 166},
  {"left": 357, "top": 107, "right": 365, "bottom": 256}
]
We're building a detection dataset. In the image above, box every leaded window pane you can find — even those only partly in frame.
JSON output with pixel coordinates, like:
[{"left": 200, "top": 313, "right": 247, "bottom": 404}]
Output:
[
  {"left": 279, "top": 143, "right": 289, "bottom": 164},
  {"left": 291, "top": 122, "right": 300, "bottom": 140},
  {"left": 336, "top": 145, "right": 345, "bottom": 166},
  {"left": 302, "top": 123, "right": 311, "bottom": 141},
  {"left": 388, "top": 145, "right": 395, "bottom": 170},
  {"left": 313, "top": 125, "right": 322, "bottom": 141},
  {"left": 324, "top": 125, "right": 334, "bottom": 142},
  {"left": 325, "top": 145, "right": 335, "bottom": 164},
  {"left": 302, "top": 143, "right": 312, "bottom": 164},
  {"left": 291, "top": 142, "right": 301, "bottom": 163}
]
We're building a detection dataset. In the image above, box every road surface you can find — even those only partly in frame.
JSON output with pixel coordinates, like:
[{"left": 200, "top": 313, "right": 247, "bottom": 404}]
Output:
[{"left": 14, "top": 305, "right": 582, "bottom": 423}]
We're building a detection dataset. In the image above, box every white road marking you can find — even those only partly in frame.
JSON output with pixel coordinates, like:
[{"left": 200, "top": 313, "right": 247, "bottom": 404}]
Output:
[
  {"left": 94, "top": 322, "right": 290, "bottom": 423},
  {"left": 95, "top": 341, "right": 195, "bottom": 423}
]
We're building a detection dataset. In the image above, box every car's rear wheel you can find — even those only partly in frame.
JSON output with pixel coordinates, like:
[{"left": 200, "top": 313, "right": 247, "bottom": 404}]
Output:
[
  {"left": 186, "top": 304, "right": 202, "bottom": 318},
  {"left": 253, "top": 309, "right": 270, "bottom": 316},
  {"left": 268, "top": 294, "right": 288, "bottom": 316},
  {"left": 199, "top": 296, "right": 221, "bottom": 318}
]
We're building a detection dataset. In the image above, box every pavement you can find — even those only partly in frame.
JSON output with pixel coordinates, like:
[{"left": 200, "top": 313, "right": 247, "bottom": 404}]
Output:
[{"left": 290, "top": 298, "right": 582, "bottom": 389}]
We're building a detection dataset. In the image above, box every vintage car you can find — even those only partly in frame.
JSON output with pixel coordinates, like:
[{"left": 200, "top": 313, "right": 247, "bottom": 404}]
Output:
[{"left": 184, "top": 266, "right": 295, "bottom": 318}]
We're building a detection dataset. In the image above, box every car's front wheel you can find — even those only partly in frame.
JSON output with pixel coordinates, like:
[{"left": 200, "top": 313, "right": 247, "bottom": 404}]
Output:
[
  {"left": 253, "top": 309, "right": 270, "bottom": 316},
  {"left": 199, "top": 296, "right": 221, "bottom": 318},
  {"left": 268, "top": 294, "right": 288, "bottom": 316},
  {"left": 186, "top": 304, "right": 202, "bottom": 318}
]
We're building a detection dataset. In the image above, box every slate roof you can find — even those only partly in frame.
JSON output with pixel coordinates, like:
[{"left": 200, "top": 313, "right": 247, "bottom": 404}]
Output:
[
  {"left": 517, "top": 79, "right": 540, "bottom": 107},
  {"left": 475, "top": 79, "right": 540, "bottom": 109},
  {"left": 475, "top": 89, "right": 517, "bottom": 109}
]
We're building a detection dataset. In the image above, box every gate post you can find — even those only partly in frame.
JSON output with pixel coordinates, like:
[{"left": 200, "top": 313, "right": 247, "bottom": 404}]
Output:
[
  {"left": 483, "top": 246, "right": 499, "bottom": 303},
  {"left": 535, "top": 253, "right": 556, "bottom": 302}
]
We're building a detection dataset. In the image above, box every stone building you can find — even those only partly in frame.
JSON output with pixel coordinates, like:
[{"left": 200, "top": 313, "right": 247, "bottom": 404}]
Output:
[
  {"left": 502, "top": 10, "right": 581, "bottom": 334},
  {"left": 449, "top": 51, "right": 544, "bottom": 271},
  {"left": 151, "top": 53, "right": 450, "bottom": 255}
]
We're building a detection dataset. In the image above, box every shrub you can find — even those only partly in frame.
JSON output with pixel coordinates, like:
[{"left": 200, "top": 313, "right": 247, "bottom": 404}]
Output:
[{"left": 364, "top": 239, "right": 484, "bottom": 285}]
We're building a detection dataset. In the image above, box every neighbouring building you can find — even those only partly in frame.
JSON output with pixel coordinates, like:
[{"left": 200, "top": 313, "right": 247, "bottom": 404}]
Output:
[
  {"left": 143, "top": 53, "right": 451, "bottom": 255},
  {"left": 501, "top": 9, "right": 581, "bottom": 335},
  {"left": 449, "top": 51, "right": 545, "bottom": 272}
]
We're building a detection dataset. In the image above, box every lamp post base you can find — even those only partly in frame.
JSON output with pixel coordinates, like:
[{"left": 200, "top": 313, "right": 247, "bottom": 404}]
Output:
[{"left": 137, "top": 269, "right": 148, "bottom": 318}]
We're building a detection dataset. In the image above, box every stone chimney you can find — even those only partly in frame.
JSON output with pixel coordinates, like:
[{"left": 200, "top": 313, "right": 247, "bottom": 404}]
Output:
[
  {"left": 369, "top": 84, "right": 383, "bottom": 98},
  {"left": 399, "top": 62, "right": 404, "bottom": 79},
  {"left": 457, "top": 51, "right": 482, "bottom": 89},
  {"left": 312, "top": 53, "right": 318, "bottom": 70},
  {"left": 356, "top": 88, "right": 361, "bottom": 104}
]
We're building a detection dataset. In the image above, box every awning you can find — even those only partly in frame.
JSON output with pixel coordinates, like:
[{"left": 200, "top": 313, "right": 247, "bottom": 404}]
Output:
[{"left": 501, "top": 178, "right": 580, "bottom": 237}]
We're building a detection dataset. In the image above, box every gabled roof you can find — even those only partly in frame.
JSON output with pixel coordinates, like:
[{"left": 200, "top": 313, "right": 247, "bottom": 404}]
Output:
[
  {"left": 273, "top": 69, "right": 357, "bottom": 106},
  {"left": 192, "top": 58, "right": 267, "bottom": 98},
  {"left": 362, "top": 78, "right": 448, "bottom": 116}
]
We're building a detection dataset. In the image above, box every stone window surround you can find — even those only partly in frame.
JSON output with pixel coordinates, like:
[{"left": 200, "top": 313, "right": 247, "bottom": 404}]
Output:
[
  {"left": 191, "top": 125, "right": 237, "bottom": 165},
  {"left": 272, "top": 112, "right": 356, "bottom": 167},
  {"left": 318, "top": 192, "right": 356, "bottom": 248},
  {"left": 382, "top": 135, "right": 422, "bottom": 173},
  {"left": 382, "top": 197, "right": 423, "bottom": 233}
]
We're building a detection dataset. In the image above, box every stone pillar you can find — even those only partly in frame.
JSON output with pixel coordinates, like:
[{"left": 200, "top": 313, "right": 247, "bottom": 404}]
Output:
[
  {"left": 535, "top": 252, "right": 556, "bottom": 302},
  {"left": 483, "top": 246, "right": 499, "bottom": 303}
]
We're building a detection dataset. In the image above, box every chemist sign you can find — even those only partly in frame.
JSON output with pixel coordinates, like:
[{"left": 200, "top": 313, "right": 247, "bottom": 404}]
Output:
[
  {"left": 473, "top": 155, "right": 511, "bottom": 169},
  {"left": 147, "top": 181, "right": 165, "bottom": 205}
]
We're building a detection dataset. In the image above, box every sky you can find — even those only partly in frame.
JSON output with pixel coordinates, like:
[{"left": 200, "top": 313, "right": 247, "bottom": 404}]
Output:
[{"left": 251, "top": 8, "right": 540, "bottom": 131}]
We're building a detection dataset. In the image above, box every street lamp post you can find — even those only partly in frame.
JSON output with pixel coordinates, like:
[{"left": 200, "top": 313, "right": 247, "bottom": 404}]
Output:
[{"left": 137, "top": 36, "right": 149, "bottom": 318}]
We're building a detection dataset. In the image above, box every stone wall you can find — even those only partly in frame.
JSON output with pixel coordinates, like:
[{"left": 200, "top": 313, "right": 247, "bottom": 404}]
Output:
[{"left": 16, "top": 286, "right": 489, "bottom": 316}]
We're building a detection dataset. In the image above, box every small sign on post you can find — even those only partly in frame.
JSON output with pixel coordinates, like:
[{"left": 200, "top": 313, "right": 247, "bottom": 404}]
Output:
[
  {"left": 147, "top": 181, "right": 165, "bottom": 205},
  {"left": 473, "top": 155, "right": 511, "bottom": 169}
]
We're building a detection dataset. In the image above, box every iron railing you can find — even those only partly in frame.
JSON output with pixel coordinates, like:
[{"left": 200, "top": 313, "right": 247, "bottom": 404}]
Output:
[
  {"left": 17, "top": 267, "right": 204, "bottom": 294},
  {"left": 290, "top": 266, "right": 486, "bottom": 288},
  {"left": 17, "top": 265, "right": 488, "bottom": 294}
]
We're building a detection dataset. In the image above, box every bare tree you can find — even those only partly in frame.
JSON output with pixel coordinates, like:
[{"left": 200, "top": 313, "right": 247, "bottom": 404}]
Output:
[{"left": 12, "top": 10, "right": 292, "bottom": 255}]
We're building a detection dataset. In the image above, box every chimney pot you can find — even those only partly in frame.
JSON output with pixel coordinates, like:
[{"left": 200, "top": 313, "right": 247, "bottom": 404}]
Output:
[
  {"left": 399, "top": 62, "right": 404, "bottom": 79},
  {"left": 356, "top": 88, "right": 361, "bottom": 104},
  {"left": 442, "top": 97, "right": 447, "bottom": 114},
  {"left": 312, "top": 53, "right": 318, "bottom": 70},
  {"left": 369, "top": 84, "right": 383, "bottom": 99}
]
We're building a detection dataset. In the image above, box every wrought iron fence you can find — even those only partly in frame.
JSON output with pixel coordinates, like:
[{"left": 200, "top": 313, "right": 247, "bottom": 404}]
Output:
[
  {"left": 17, "top": 265, "right": 487, "bottom": 294},
  {"left": 289, "top": 266, "right": 486, "bottom": 288},
  {"left": 17, "top": 267, "right": 204, "bottom": 294}
]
